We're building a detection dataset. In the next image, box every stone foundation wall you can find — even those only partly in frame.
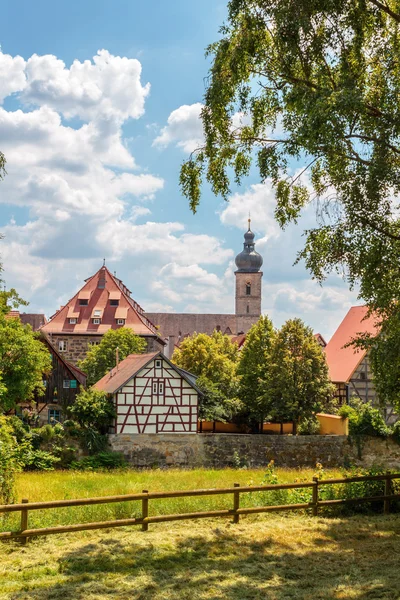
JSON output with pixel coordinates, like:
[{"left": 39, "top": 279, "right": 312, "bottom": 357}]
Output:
[{"left": 109, "top": 433, "right": 400, "bottom": 469}]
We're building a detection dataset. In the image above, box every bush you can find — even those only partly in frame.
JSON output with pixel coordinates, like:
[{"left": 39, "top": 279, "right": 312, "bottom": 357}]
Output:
[
  {"left": 23, "top": 449, "right": 60, "bottom": 471},
  {"left": 391, "top": 421, "right": 400, "bottom": 445},
  {"left": 68, "top": 389, "right": 115, "bottom": 433},
  {"left": 0, "top": 416, "right": 23, "bottom": 503},
  {"left": 70, "top": 451, "right": 127, "bottom": 471},
  {"left": 298, "top": 415, "right": 320, "bottom": 435},
  {"left": 338, "top": 399, "right": 390, "bottom": 438}
]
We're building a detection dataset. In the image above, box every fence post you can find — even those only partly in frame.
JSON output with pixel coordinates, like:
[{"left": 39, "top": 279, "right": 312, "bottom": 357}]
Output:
[
  {"left": 142, "top": 490, "right": 149, "bottom": 532},
  {"left": 312, "top": 477, "right": 319, "bottom": 517},
  {"left": 233, "top": 483, "right": 240, "bottom": 524},
  {"left": 384, "top": 472, "right": 391, "bottom": 515},
  {"left": 20, "top": 499, "right": 29, "bottom": 545}
]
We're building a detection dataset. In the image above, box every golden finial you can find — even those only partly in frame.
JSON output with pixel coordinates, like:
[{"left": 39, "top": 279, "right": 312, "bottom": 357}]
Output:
[{"left": 248, "top": 212, "right": 251, "bottom": 231}]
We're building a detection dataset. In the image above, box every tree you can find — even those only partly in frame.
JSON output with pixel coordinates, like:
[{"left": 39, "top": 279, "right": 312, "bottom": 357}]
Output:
[
  {"left": 265, "top": 319, "right": 335, "bottom": 431},
  {"left": 237, "top": 315, "right": 275, "bottom": 429},
  {"left": 79, "top": 328, "right": 146, "bottom": 386},
  {"left": 172, "top": 331, "right": 240, "bottom": 420},
  {"left": 0, "top": 313, "right": 52, "bottom": 413},
  {"left": 68, "top": 388, "right": 115, "bottom": 433},
  {"left": 180, "top": 0, "right": 400, "bottom": 321}
]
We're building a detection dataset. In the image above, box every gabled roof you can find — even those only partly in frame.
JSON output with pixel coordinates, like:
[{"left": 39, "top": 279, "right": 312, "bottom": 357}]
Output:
[
  {"left": 93, "top": 351, "right": 201, "bottom": 395},
  {"left": 41, "top": 265, "right": 164, "bottom": 343},
  {"left": 324, "top": 306, "right": 380, "bottom": 383}
]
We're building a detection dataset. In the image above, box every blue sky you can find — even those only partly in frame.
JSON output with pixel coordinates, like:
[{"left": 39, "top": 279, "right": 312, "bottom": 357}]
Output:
[{"left": 0, "top": 0, "right": 359, "bottom": 338}]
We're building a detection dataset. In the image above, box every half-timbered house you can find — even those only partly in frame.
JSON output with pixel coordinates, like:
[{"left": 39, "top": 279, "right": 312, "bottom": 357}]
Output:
[{"left": 94, "top": 352, "right": 200, "bottom": 434}]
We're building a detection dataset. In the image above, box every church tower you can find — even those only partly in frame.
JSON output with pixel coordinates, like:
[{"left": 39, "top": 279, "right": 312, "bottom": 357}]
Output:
[{"left": 234, "top": 219, "right": 263, "bottom": 333}]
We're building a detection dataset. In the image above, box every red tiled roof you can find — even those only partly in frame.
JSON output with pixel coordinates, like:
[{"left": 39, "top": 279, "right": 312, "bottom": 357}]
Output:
[
  {"left": 41, "top": 265, "right": 164, "bottom": 342},
  {"left": 5, "top": 310, "right": 20, "bottom": 320},
  {"left": 93, "top": 352, "right": 159, "bottom": 393},
  {"left": 324, "top": 306, "right": 380, "bottom": 383}
]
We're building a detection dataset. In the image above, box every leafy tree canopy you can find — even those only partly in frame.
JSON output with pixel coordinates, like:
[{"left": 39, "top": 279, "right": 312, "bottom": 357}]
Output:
[
  {"left": 265, "top": 318, "right": 335, "bottom": 428},
  {"left": 79, "top": 327, "right": 146, "bottom": 386},
  {"left": 172, "top": 331, "right": 240, "bottom": 420},
  {"left": 180, "top": 0, "right": 400, "bottom": 318},
  {"left": 237, "top": 315, "right": 275, "bottom": 425},
  {"left": 68, "top": 388, "right": 115, "bottom": 433},
  {"left": 0, "top": 313, "right": 52, "bottom": 413}
]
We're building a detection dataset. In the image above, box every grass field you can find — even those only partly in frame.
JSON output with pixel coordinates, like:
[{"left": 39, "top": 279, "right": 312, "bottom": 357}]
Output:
[
  {"left": 1, "top": 469, "right": 399, "bottom": 599},
  {"left": 1, "top": 467, "right": 342, "bottom": 532}
]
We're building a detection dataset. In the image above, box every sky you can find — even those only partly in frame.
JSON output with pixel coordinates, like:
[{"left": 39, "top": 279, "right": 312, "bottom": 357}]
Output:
[{"left": 0, "top": 0, "right": 360, "bottom": 340}]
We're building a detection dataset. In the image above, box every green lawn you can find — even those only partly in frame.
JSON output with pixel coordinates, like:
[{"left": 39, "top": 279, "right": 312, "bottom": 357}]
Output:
[{"left": 1, "top": 514, "right": 400, "bottom": 599}]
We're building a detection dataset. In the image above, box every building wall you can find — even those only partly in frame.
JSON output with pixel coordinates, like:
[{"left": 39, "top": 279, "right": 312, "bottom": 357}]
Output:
[
  {"left": 113, "top": 357, "right": 198, "bottom": 435},
  {"left": 109, "top": 433, "right": 400, "bottom": 469},
  {"left": 47, "top": 333, "right": 164, "bottom": 366},
  {"left": 235, "top": 271, "right": 262, "bottom": 317}
]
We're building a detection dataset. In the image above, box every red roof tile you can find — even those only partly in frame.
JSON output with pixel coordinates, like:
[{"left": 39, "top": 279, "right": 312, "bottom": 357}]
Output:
[
  {"left": 93, "top": 352, "right": 159, "bottom": 393},
  {"left": 41, "top": 265, "right": 163, "bottom": 342},
  {"left": 324, "top": 306, "right": 380, "bottom": 383}
]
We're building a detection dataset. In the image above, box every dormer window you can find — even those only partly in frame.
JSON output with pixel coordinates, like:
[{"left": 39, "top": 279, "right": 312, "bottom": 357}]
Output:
[
  {"left": 110, "top": 299, "right": 119, "bottom": 306},
  {"left": 94, "top": 310, "right": 101, "bottom": 317},
  {"left": 246, "top": 283, "right": 251, "bottom": 296},
  {"left": 69, "top": 318, "right": 77, "bottom": 324},
  {"left": 117, "top": 318, "right": 125, "bottom": 325},
  {"left": 93, "top": 318, "right": 101, "bottom": 325},
  {"left": 79, "top": 299, "right": 88, "bottom": 306}
]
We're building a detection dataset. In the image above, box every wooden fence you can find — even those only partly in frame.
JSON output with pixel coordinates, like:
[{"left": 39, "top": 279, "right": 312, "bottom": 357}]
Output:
[{"left": 0, "top": 473, "right": 399, "bottom": 544}]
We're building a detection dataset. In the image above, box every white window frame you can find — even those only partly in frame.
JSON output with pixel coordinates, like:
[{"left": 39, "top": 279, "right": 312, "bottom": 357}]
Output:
[
  {"left": 117, "top": 318, "right": 125, "bottom": 325},
  {"left": 63, "top": 380, "right": 70, "bottom": 389},
  {"left": 158, "top": 381, "right": 164, "bottom": 395},
  {"left": 93, "top": 318, "right": 101, "bottom": 325},
  {"left": 93, "top": 310, "right": 101, "bottom": 317},
  {"left": 58, "top": 340, "right": 67, "bottom": 352},
  {"left": 152, "top": 381, "right": 158, "bottom": 394},
  {"left": 69, "top": 318, "right": 77, "bottom": 324},
  {"left": 155, "top": 359, "right": 162, "bottom": 369}
]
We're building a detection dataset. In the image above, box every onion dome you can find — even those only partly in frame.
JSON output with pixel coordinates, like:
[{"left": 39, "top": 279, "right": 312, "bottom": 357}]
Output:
[{"left": 235, "top": 219, "right": 263, "bottom": 273}]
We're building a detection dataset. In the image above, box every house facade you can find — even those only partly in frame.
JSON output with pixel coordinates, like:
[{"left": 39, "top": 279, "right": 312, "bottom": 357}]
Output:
[
  {"left": 94, "top": 352, "right": 199, "bottom": 434},
  {"left": 40, "top": 265, "right": 165, "bottom": 366},
  {"left": 17, "top": 335, "right": 87, "bottom": 425}
]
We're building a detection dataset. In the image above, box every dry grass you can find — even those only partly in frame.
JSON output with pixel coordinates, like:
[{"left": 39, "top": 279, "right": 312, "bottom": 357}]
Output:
[{"left": 1, "top": 513, "right": 400, "bottom": 599}]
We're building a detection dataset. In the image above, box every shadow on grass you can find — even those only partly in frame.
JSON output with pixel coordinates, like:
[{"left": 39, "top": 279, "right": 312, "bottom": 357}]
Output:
[{"left": 8, "top": 516, "right": 400, "bottom": 600}]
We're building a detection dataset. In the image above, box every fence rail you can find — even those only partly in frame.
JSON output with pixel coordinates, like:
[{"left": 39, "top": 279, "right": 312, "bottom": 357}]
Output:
[{"left": 1, "top": 473, "right": 399, "bottom": 543}]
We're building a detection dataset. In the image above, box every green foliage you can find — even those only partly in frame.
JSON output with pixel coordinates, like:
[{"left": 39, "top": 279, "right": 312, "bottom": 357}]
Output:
[
  {"left": 0, "top": 415, "right": 22, "bottom": 503},
  {"left": 391, "top": 421, "right": 400, "bottom": 445},
  {"left": 23, "top": 449, "right": 60, "bottom": 471},
  {"left": 70, "top": 451, "right": 127, "bottom": 471},
  {"left": 180, "top": 0, "right": 400, "bottom": 391},
  {"left": 297, "top": 415, "right": 320, "bottom": 436},
  {"left": 266, "top": 319, "right": 335, "bottom": 427},
  {"left": 338, "top": 399, "right": 390, "bottom": 438},
  {"left": 172, "top": 331, "right": 240, "bottom": 421},
  {"left": 68, "top": 388, "right": 115, "bottom": 433},
  {"left": 79, "top": 328, "right": 146, "bottom": 386},
  {"left": 237, "top": 316, "right": 275, "bottom": 427},
  {"left": 0, "top": 311, "right": 52, "bottom": 413}
]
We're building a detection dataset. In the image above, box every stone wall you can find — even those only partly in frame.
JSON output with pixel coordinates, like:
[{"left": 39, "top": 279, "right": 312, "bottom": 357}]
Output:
[
  {"left": 235, "top": 271, "right": 262, "bottom": 318},
  {"left": 109, "top": 433, "right": 400, "bottom": 469}
]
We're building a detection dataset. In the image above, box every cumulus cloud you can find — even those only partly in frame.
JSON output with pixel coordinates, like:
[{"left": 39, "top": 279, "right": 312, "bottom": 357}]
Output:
[{"left": 153, "top": 102, "right": 204, "bottom": 153}]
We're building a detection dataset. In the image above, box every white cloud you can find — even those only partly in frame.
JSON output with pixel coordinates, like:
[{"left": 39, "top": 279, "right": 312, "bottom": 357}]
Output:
[
  {"left": 153, "top": 102, "right": 204, "bottom": 153},
  {"left": 0, "top": 53, "right": 26, "bottom": 102}
]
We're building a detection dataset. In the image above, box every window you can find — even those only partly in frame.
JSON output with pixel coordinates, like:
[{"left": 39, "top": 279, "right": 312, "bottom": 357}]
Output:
[
  {"left": 42, "top": 379, "right": 47, "bottom": 388},
  {"left": 93, "top": 318, "right": 101, "bottom": 325},
  {"left": 155, "top": 359, "right": 162, "bottom": 368},
  {"left": 79, "top": 299, "right": 88, "bottom": 306},
  {"left": 48, "top": 409, "right": 61, "bottom": 424},
  {"left": 110, "top": 299, "right": 119, "bottom": 306},
  {"left": 152, "top": 381, "right": 158, "bottom": 394},
  {"left": 246, "top": 305, "right": 250, "bottom": 314},
  {"left": 93, "top": 309, "right": 101, "bottom": 317},
  {"left": 88, "top": 340, "right": 100, "bottom": 346},
  {"left": 98, "top": 278, "right": 106, "bottom": 289},
  {"left": 59, "top": 340, "right": 67, "bottom": 352},
  {"left": 359, "top": 371, "right": 366, "bottom": 380},
  {"left": 117, "top": 319, "right": 125, "bottom": 325},
  {"left": 246, "top": 283, "right": 251, "bottom": 296},
  {"left": 69, "top": 318, "right": 77, "bottom": 324},
  {"left": 158, "top": 382, "right": 164, "bottom": 395},
  {"left": 63, "top": 380, "right": 70, "bottom": 388}
]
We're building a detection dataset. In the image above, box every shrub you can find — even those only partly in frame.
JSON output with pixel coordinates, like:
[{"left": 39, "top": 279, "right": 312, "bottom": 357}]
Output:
[
  {"left": 23, "top": 449, "right": 60, "bottom": 471},
  {"left": 391, "top": 421, "right": 400, "bottom": 445},
  {"left": 298, "top": 415, "right": 320, "bottom": 435},
  {"left": 338, "top": 399, "right": 390, "bottom": 438},
  {"left": 70, "top": 451, "right": 127, "bottom": 471},
  {"left": 0, "top": 416, "right": 23, "bottom": 504},
  {"left": 68, "top": 389, "right": 115, "bottom": 433}
]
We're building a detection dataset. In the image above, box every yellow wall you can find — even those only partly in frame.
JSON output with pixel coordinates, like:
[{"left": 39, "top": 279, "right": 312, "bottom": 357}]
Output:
[
  {"left": 262, "top": 422, "right": 294, "bottom": 434},
  {"left": 317, "top": 413, "right": 349, "bottom": 435}
]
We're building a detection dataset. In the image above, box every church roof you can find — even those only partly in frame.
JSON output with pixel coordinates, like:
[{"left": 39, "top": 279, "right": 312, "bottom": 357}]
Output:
[
  {"left": 235, "top": 220, "right": 263, "bottom": 273},
  {"left": 41, "top": 265, "right": 163, "bottom": 341},
  {"left": 324, "top": 306, "right": 380, "bottom": 383}
]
